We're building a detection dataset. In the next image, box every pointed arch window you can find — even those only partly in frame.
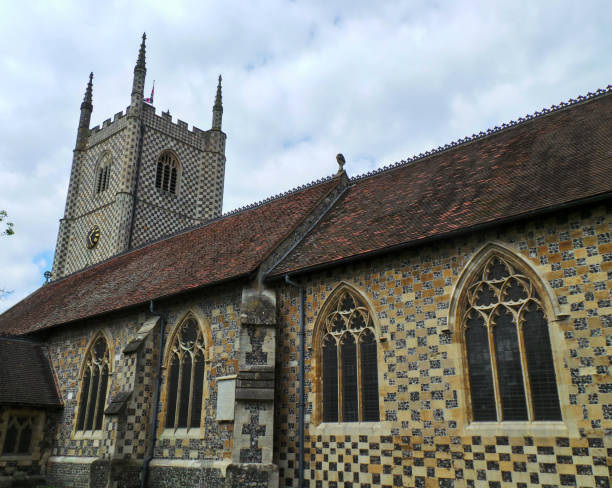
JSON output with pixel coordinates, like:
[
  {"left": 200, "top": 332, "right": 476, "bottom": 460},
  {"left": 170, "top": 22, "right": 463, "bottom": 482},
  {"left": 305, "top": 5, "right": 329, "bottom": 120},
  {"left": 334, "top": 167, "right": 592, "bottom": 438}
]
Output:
[
  {"left": 155, "top": 152, "right": 179, "bottom": 194},
  {"left": 165, "top": 317, "right": 206, "bottom": 430},
  {"left": 462, "top": 255, "right": 562, "bottom": 422},
  {"left": 320, "top": 288, "right": 380, "bottom": 423},
  {"left": 76, "top": 336, "right": 110, "bottom": 431},
  {"left": 95, "top": 155, "right": 111, "bottom": 194}
]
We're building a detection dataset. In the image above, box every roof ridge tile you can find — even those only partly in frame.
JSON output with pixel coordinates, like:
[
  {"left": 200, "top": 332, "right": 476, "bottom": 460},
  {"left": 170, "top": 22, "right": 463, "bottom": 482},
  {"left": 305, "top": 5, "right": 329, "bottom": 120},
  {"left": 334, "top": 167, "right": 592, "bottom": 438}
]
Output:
[{"left": 351, "top": 85, "right": 612, "bottom": 182}]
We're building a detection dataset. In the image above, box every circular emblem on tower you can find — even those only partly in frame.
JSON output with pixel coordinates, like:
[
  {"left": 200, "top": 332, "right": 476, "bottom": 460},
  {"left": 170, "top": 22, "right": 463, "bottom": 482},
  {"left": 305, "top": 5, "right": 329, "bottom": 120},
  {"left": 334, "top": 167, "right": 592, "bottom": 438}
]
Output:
[{"left": 86, "top": 225, "right": 101, "bottom": 249}]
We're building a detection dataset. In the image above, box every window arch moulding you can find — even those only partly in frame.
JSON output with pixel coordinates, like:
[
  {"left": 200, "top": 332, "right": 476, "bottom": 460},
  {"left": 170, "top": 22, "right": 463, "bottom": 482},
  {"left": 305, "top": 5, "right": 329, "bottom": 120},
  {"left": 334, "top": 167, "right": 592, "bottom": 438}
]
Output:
[
  {"left": 160, "top": 311, "right": 211, "bottom": 439},
  {"left": 73, "top": 330, "right": 114, "bottom": 439},
  {"left": 449, "top": 242, "right": 574, "bottom": 437},
  {"left": 311, "top": 282, "right": 387, "bottom": 432}
]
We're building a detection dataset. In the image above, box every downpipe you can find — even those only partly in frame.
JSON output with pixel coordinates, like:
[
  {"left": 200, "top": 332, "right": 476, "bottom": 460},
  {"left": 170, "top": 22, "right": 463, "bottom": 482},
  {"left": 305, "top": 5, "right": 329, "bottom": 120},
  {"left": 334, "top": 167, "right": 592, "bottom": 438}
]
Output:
[{"left": 285, "top": 275, "right": 305, "bottom": 488}]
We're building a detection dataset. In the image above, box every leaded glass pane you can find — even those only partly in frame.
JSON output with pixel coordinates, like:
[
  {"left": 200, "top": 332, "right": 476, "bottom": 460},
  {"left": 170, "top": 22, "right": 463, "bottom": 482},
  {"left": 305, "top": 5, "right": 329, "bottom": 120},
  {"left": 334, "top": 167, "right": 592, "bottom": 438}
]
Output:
[
  {"left": 486, "top": 257, "right": 510, "bottom": 281},
  {"left": 475, "top": 283, "right": 498, "bottom": 307},
  {"left": 341, "top": 334, "right": 358, "bottom": 422},
  {"left": 360, "top": 329, "right": 379, "bottom": 422},
  {"left": 166, "top": 355, "right": 180, "bottom": 428},
  {"left": 76, "top": 368, "right": 91, "bottom": 431},
  {"left": 522, "top": 302, "right": 562, "bottom": 420},
  {"left": 95, "top": 364, "right": 109, "bottom": 430},
  {"left": 17, "top": 423, "right": 32, "bottom": 454},
  {"left": 191, "top": 350, "right": 205, "bottom": 428},
  {"left": 178, "top": 353, "right": 192, "bottom": 428},
  {"left": 493, "top": 307, "right": 528, "bottom": 421},
  {"left": 86, "top": 367, "right": 100, "bottom": 430},
  {"left": 503, "top": 278, "right": 528, "bottom": 303},
  {"left": 465, "top": 310, "right": 497, "bottom": 421},
  {"left": 2, "top": 424, "right": 17, "bottom": 454},
  {"left": 322, "top": 335, "right": 338, "bottom": 422}
]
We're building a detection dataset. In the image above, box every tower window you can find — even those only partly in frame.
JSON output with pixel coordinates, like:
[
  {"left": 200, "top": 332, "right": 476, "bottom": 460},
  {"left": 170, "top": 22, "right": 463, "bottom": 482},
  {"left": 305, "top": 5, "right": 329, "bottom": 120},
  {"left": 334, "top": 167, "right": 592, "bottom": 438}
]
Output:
[
  {"left": 462, "top": 255, "right": 562, "bottom": 422},
  {"left": 95, "top": 156, "right": 111, "bottom": 194},
  {"left": 164, "top": 316, "right": 206, "bottom": 430},
  {"left": 319, "top": 287, "right": 380, "bottom": 423},
  {"left": 76, "top": 336, "right": 110, "bottom": 432},
  {"left": 155, "top": 152, "right": 179, "bottom": 194}
]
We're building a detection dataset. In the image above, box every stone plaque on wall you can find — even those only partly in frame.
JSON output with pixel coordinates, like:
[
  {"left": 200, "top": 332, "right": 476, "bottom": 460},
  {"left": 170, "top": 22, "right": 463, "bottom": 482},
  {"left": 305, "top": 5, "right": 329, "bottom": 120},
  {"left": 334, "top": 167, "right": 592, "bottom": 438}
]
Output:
[{"left": 216, "top": 376, "right": 236, "bottom": 421}]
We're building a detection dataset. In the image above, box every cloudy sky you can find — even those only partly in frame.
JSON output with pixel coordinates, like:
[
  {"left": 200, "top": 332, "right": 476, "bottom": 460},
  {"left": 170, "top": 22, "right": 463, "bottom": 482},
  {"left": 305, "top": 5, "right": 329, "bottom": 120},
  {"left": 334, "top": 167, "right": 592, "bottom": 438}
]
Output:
[{"left": 0, "top": 0, "right": 611, "bottom": 313}]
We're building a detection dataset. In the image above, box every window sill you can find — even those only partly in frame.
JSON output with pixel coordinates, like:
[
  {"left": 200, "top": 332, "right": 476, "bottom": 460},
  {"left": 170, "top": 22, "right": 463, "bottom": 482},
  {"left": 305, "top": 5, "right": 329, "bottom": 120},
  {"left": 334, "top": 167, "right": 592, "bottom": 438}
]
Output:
[
  {"left": 465, "top": 421, "right": 567, "bottom": 437},
  {"left": 310, "top": 421, "right": 392, "bottom": 436},
  {"left": 160, "top": 427, "right": 203, "bottom": 440},
  {"left": 73, "top": 430, "right": 104, "bottom": 440},
  {"left": 0, "top": 454, "right": 34, "bottom": 461}
]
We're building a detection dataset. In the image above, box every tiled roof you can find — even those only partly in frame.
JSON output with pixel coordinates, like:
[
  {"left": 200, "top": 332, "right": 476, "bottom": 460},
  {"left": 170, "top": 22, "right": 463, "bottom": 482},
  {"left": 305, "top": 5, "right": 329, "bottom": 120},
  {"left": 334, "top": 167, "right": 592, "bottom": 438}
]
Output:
[
  {"left": 0, "top": 178, "right": 341, "bottom": 335},
  {"left": 271, "top": 91, "right": 612, "bottom": 276},
  {"left": 0, "top": 337, "right": 62, "bottom": 407}
]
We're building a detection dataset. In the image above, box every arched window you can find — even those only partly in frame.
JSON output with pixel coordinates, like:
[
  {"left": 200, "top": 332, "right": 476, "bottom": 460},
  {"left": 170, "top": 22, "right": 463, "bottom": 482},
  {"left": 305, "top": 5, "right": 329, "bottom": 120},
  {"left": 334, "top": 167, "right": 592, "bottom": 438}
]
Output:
[
  {"left": 155, "top": 152, "right": 179, "bottom": 194},
  {"left": 319, "top": 287, "right": 379, "bottom": 423},
  {"left": 461, "top": 255, "right": 562, "bottom": 422},
  {"left": 95, "top": 155, "right": 111, "bottom": 194},
  {"left": 76, "top": 336, "right": 110, "bottom": 431},
  {"left": 165, "top": 316, "right": 206, "bottom": 430},
  {"left": 2, "top": 415, "right": 35, "bottom": 455}
]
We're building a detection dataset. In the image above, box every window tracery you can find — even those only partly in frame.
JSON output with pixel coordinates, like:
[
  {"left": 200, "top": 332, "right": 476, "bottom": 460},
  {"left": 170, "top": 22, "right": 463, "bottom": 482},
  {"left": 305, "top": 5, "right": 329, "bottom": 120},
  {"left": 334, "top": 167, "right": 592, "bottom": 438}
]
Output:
[
  {"left": 320, "top": 288, "right": 379, "bottom": 423},
  {"left": 462, "top": 255, "right": 562, "bottom": 422},
  {"left": 2, "top": 415, "right": 35, "bottom": 455},
  {"left": 155, "top": 152, "right": 179, "bottom": 194},
  {"left": 165, "top": 317, "right": 206, "bottom": 430},
  {"left": 76, "top": 336, "right": 110, "bottom": 431}
]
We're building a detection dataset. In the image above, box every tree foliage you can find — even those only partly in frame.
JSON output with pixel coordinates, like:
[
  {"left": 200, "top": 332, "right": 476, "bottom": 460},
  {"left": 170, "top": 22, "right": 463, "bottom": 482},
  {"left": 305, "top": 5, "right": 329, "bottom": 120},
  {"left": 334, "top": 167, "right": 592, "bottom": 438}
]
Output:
[{"left": 1, "top": 210, "right": 14, "bottom": 237}]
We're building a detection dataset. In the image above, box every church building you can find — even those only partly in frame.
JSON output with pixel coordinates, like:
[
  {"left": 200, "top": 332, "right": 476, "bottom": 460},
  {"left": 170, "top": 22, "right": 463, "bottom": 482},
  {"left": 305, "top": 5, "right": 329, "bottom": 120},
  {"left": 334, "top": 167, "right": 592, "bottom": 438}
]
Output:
[{"left": 0, "top": 35, "right": 610, "bottom": 488}]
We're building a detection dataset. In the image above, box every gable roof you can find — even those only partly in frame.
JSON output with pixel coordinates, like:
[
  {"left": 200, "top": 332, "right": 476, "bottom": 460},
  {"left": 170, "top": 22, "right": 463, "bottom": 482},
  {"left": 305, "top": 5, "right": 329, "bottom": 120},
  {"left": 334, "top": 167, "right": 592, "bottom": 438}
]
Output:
[
  {"left": 271, "top": 90, "right": 612, "bottom": 276},
  {"left": 0, "top": 177, "right": 341, "bottom": 335},
  {"left": 0, "top": 337, "right": 62, "bottom": 408}
]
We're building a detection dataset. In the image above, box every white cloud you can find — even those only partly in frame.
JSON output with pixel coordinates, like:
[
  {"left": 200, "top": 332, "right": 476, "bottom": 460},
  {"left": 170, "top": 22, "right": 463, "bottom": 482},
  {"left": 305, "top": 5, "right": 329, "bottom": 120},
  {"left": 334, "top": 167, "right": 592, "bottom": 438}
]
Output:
[{"left": 1, "top": 0, "right": 611, "bottom": 312}]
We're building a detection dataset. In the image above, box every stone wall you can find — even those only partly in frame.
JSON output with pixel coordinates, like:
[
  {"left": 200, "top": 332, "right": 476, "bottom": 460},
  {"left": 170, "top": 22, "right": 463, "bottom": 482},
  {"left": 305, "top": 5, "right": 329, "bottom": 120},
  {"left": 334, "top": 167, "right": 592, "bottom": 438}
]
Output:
[{"left": 274, "top": 202, "right": 612, "bottom": 487}]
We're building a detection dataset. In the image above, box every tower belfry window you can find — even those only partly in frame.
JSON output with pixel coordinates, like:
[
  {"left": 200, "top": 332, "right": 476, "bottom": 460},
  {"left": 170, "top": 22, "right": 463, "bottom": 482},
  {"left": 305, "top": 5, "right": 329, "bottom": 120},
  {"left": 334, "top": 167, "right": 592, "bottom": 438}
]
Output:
[
  {"left": 95, "top": 157, "right": 111, "bottom": 194},
  {"left": 155, "top": 152, "right": 179, "bottom": 194}
]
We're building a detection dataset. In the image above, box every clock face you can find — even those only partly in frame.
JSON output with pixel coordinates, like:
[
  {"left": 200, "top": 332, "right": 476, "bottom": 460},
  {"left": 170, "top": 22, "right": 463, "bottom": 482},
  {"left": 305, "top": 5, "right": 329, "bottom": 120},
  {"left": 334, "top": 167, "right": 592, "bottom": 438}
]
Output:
[{"left": 86, "top": 225, "right": 101, "bottom": 249}]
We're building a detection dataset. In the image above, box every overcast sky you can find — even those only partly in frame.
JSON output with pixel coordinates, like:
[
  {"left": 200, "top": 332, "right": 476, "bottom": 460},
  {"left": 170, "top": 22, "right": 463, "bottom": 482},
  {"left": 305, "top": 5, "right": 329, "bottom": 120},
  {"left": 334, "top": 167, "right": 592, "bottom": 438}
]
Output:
[{"left": 0, "top": 0, "right": 611, "bottom": 313}]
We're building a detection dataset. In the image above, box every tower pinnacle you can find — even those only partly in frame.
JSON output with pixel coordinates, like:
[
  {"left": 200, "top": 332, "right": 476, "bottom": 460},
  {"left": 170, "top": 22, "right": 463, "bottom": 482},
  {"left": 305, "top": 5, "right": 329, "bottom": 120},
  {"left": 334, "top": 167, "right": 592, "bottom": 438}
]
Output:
[
  {"left": 82, "top": 72, "right": 93, "bottom": 109},
  {"left": 212, "top": 75, "right": 223, "bottom": 130},
  {"left": 76, "top": 72, "right": 94, "bottom": 150},
  {"left": 136, "top": 33, "right": 146, "bottom": 71},
  {"left": 130, "top": 33, "right": 147, "bottom": 108}
]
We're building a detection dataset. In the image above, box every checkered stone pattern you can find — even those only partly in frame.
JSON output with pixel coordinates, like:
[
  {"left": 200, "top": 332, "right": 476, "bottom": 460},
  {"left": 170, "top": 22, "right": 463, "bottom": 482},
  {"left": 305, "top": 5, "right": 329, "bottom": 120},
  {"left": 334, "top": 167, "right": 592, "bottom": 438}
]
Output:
[
  {"left": 275, "top": 203, "right": 612, "bottom": 487},
  {"left": 52, "top": 103, "right": 226, "bottom": 279}
]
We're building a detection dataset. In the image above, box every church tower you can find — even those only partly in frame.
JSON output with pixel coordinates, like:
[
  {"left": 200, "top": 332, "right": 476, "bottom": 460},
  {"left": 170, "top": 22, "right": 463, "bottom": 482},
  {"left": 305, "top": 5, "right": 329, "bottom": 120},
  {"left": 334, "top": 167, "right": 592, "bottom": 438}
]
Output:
[{"left": 51, "top": 34, "right": 226, "bottom": 279}]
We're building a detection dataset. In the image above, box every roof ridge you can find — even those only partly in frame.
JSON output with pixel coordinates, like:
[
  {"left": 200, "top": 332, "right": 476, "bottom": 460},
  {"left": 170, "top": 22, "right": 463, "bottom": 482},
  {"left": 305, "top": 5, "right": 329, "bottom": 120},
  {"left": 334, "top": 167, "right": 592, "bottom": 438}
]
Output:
[
  {"left": 221, "top": 173, "right": 338, "bottom": 217},
  {"left": 351, "top": 84, "right": 612, "bottom": 182}
]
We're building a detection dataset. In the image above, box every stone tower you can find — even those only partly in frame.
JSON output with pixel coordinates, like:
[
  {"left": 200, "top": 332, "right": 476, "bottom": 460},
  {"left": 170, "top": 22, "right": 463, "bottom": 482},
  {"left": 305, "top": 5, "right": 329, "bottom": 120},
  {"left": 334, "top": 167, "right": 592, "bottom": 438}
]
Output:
[{"left": 51, "top": 34, "right": 226, "bottom": 279}]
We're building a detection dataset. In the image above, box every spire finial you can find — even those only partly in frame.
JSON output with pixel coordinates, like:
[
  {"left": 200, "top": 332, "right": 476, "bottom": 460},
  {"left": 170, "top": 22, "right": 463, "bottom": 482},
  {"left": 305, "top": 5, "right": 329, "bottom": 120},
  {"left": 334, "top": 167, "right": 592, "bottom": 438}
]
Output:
[
  {"left": 336, "top": 153, "right": 346, "bottom": 175},
  {"left": 82, "top": 72, "right": 93, "bottom": 107},
  {"left": 136, "top": 32, "right": 146, "bottom": 70},
  {"left": 214, "top": 74, "right": 223, "bottom": 109}
]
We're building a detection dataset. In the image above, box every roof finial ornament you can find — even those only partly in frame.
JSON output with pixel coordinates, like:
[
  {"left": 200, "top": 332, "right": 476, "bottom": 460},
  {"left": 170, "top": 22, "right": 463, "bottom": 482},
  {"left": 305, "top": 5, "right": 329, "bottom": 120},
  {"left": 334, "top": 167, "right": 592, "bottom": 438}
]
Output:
[
  {"left": 136, "top": 32, "right": 147, "bottom": 70},
  {"left": 336, "top": 153, "right": 346, "bottom": 175},
  {"left": 82, "top": 72, "right": 93, "bottom": 107},
  {"left": 214, "top": 74, "right": 223, "bottom": 109}
]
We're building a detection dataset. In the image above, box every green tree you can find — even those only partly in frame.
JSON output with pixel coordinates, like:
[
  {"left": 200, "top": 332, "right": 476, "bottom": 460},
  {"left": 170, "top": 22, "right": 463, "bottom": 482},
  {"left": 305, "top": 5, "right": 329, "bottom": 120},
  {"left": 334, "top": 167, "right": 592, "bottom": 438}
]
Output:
[
  {"left": 1, "top": 210, "right": 14, "bottom": 236},
  {"left": 1, "top": 210, "right": 14, "bottom": 299}
]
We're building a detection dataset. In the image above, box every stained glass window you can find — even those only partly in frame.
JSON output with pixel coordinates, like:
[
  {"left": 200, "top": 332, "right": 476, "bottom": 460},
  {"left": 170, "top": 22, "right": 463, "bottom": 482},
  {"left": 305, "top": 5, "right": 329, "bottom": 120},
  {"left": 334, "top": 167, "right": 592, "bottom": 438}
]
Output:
[
  {"left": 463, "top": 255, "right": 561, "bottom": 422},
  {"left": 165, "top": 317, "right": 206, "bottom": 430},
  {"left": 320, "top": 287, "right": 379, "bottom": 422},
  {"left": 76, "top": 336, "right": 110, "bottom": 431}
]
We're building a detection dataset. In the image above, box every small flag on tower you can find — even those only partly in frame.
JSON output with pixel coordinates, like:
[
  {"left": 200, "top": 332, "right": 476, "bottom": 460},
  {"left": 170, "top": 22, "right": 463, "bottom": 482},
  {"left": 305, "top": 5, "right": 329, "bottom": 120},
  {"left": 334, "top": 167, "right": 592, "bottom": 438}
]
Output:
[{"left": 144, "top": 81, "right": 155, "bottom": 104}]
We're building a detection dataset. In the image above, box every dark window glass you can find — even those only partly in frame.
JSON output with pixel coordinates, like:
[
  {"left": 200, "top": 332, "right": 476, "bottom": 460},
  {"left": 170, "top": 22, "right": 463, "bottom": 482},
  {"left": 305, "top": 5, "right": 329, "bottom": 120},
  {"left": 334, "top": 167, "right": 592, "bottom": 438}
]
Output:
[
  {"left": 2, "top": 423, "right": 18, "bottom": 454},
  {"left": 155, "top": 161, "right": 163, "bottom": 189},
  {"left": 170, "top": 167, "right": 177, "bottom": 194},
  {"left": 493, "top": 307, "right": 528, "bottom": 421},
  {"left": 341, "top": 334, "right": 358, "bottom": 422},
  {"left": 17, "top": 423, "right": 32, "bottom": 454},
  {"left": 76, "top": 368, "right": 91, "bottom": 431},
  {"left": 86, "top": 367, "right": 100, "bottom": 430},
  {"left": 191, "top": 349, "right": 205, "bottom": 428},
  {"left": 522, "top": 302, "right": 562, "bottom": 420},
  {"left": 166, "top": 355, "right": 180, "bottom": 428},
  {"left": 96, "top": 168, "right": 103, "bottom": 194},
  {"left": 165, "top": 317, "right": 205, "bottom": 430},
  {"left": 475, "top": 283, "right": 498, "bottom": 307},
  {"left": 95, "top": 365, "right": 109, "bottom": 430},
  {"left": 322, "top": 335, "right": 338, "bottom": 422},
  {"left": 465, "top": 310, "right": 497, "bottom": 421},
  {"left": 486, "top": 258, "right": 510, "bottom": 281},
  {"left": 162, "top": 164, "right": 170, "bottom": 191},
  {"left": 360, "top": 329, "right": 379, "bottom": 421}
]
